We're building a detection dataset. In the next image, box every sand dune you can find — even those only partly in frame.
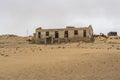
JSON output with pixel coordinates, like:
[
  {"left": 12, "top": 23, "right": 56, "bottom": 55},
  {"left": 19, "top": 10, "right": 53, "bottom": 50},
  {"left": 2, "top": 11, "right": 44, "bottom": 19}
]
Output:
[{"left": 0, "top": 35, "right": 120, "bottom": 80}]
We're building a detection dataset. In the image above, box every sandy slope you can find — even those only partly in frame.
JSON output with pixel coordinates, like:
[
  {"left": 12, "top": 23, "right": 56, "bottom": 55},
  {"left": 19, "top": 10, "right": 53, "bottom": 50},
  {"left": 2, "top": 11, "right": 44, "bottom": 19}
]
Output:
[{"left": 0, "top": 36, "right": 120, "bottom": 80}]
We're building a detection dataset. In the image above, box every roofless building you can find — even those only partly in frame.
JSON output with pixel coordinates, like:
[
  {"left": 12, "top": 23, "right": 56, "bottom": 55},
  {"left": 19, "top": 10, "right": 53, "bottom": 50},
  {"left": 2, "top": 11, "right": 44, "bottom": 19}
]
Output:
[{"left": 33, "top": 25, "right": 94, "bottom": 44}]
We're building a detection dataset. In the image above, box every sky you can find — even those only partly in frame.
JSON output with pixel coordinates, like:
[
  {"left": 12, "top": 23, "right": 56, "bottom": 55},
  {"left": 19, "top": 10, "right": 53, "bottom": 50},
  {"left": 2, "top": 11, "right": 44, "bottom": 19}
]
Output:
[{"left": 0, "top": 0, "right": 120, "bottom": 36}]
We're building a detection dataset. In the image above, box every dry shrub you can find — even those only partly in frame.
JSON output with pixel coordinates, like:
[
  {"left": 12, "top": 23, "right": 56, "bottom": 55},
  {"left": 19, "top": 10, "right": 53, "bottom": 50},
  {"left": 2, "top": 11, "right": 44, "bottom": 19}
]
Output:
[
  {"left": 16, "top": 47, "right": 19, "bottom": 50},
  {"left": 5, "top": 55, "right": 9, "bottom": 57},
  {"left": 62, "top": 46, "right": 65, "bottom": 49},
  {"left": 40, "top": 49, "right": 42, "bottom": 51},
  {"left": 1, "top": 54, "right": 4, "bottom": 56},
  {"left": 58, "top": 46, "right": 61, "bottom": 48},
  {"left": 116, "top": 48, "right": 120, "bottom": 50}
]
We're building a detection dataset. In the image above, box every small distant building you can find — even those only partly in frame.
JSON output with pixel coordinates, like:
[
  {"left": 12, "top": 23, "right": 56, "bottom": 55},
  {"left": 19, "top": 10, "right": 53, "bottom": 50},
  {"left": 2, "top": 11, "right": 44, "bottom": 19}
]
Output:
[
  {"left": 32, "top": 25, "right": 94, "bottom": 44},
  {"left": 107, "top": 32, "right": 117, "bottom": 36}
]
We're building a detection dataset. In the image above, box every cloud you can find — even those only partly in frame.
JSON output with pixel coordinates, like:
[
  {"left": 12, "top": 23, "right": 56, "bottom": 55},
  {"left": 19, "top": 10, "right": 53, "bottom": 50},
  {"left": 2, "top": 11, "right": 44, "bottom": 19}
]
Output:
[{"left": 0, "top": 0, "right": 120, "bottom": 36}]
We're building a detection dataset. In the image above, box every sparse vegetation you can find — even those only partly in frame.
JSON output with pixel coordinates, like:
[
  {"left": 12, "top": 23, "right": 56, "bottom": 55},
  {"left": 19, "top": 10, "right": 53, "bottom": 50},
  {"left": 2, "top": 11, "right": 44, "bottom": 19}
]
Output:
[
  {"left": 0, "top": 34, "right": 120, "bottom": 80},
  {"left": 116, "top": 48, "right": 120, "bottom": 50}
]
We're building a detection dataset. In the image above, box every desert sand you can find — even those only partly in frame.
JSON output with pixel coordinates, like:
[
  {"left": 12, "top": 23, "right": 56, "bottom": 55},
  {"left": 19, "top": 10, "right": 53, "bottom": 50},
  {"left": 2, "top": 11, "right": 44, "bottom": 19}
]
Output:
[{"left": 0, "top": 35, "right": 120, "bottom": 80}]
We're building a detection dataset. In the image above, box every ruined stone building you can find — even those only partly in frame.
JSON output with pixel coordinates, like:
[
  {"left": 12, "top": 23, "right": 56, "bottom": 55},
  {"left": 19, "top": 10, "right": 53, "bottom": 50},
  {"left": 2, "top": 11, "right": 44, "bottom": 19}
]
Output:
[
  {"left": 32, "top": 25, "right": 93, "bottom": 44},
  {"left": 107, "top": 32, "right": 118, "bottom": 36}
]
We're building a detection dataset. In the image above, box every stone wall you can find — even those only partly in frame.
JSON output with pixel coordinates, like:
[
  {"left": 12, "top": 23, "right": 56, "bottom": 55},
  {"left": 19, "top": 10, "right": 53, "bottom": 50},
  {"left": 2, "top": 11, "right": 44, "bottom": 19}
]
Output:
[{"left": 33, "top": 25, "right": 93, "bottom": 44}]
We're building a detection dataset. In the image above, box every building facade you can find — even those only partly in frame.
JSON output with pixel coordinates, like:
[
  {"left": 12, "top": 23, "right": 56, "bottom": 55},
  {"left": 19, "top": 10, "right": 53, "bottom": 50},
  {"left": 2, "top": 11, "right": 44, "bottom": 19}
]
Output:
[
  {"left": 32, "top": 25, "right": 93, "bottom": 44},
  {"left": 107, "top": 32, "right": 118, "bottom": 36}
]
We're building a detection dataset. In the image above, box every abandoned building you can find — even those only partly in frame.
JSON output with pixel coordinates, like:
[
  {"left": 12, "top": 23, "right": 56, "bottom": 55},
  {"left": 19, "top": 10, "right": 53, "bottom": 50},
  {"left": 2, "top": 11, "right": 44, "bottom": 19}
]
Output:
[
  {"left": 32, "top": 25, "right": 94, "bottom": 44},
  {"left": 108, "top": 32, "right": 118, "bottom": 36}
]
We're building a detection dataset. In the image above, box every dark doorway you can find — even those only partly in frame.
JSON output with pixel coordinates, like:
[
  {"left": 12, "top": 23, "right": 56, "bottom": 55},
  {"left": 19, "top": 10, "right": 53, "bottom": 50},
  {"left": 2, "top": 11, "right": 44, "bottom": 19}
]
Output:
[
  {"left": 83, "top": 30, "right": 86, "bottom": 37},
  {"left": 46, "top": 37, "right": 52, "bottom": 44},
  {"left": 38, "top": 32, "right": 41, "bottom": 38},
  {"left": 55, "top": 31, "right": 59, "bottom": 38},
  {"left": 64, "top": 31, "right": 68, "bottom": 38}
]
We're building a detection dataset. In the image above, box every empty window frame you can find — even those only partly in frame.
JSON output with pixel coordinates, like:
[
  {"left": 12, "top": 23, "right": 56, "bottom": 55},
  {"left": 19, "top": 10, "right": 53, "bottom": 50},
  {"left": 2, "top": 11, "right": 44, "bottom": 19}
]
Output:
[
  {"left": 74, "top": 30, "right": 78, "bottom": 35},
  {"left": 55, "top": 31, "right": 59, "bottom": 38},
  {"left": 46, "top": 31, "right": 49, "bottom": 36},
  {"left": 83, "top": 30, "right": 86, "bottom": 37},
  {"left": 64, "top": 31, "right": 68, "bottom": 38}
]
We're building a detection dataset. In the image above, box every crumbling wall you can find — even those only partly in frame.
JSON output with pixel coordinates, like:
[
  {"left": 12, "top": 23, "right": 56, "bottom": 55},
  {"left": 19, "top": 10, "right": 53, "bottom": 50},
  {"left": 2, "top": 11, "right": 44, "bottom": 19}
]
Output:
[{"left": 32, "top": 25, "right": 94, "bottom": 44}]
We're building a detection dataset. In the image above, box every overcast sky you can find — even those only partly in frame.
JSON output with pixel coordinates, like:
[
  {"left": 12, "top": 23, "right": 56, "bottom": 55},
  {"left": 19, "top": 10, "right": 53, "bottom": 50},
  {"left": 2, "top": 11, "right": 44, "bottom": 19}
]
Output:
[{"left": 0, "top": 0, "right": 120, "bottom": 36}]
